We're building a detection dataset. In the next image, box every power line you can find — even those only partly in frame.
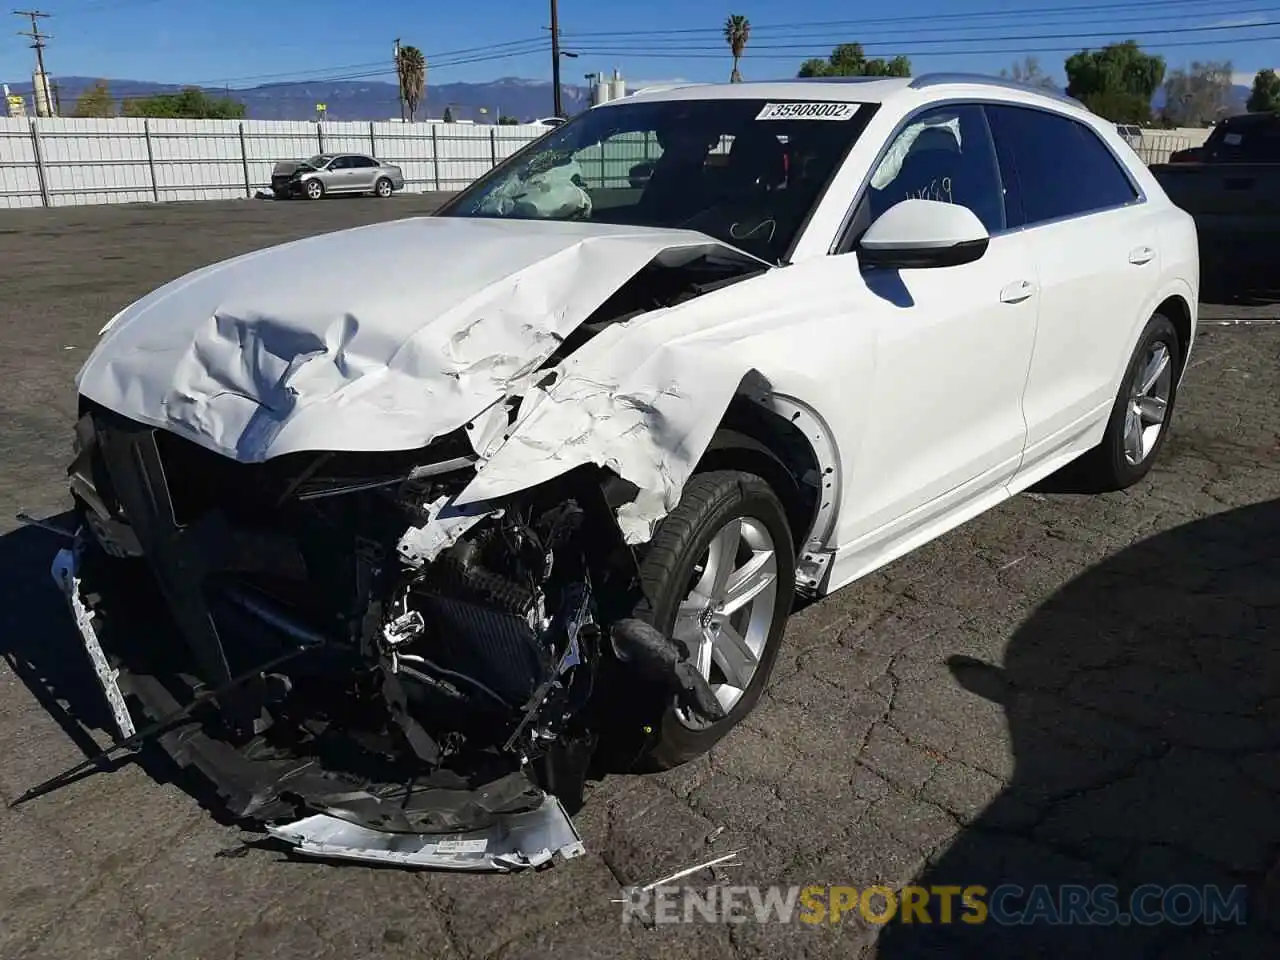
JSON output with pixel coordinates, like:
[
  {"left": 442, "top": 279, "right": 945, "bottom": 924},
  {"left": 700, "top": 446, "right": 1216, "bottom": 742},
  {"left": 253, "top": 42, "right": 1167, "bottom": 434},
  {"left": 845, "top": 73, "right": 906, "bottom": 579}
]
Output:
[
  {"left": 560, "top": 0, "right": 1280, "bottom": 37},
  {"left": 568, "top": 18, "right": 1280, "bottom": 54},
  {"left": 572, "top": 32, "right": 1280, "bottom": 61},
  {"left": 564, "top": 5, "right": 1280, "bottom": 46}
]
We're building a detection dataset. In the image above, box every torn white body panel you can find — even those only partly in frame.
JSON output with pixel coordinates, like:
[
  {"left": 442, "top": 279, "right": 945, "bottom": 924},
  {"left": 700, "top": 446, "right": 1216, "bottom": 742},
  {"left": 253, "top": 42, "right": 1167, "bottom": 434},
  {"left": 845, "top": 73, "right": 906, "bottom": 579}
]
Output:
[
  {"left": 455, "top": 266, "right": 862, "bottom": 545},
  {"left": 396, "top": 496, "right": 502, "bottom": 568},
  {"left": 76, "top": 217, "right": 749, "bottom": 463},
  {"left": 267, "top": 794, "right": 586, "bottom": 871}
]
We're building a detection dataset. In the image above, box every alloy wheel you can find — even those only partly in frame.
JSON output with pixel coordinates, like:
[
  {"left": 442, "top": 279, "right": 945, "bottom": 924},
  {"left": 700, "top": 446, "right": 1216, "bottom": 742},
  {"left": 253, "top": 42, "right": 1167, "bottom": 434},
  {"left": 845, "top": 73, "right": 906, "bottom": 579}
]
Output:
[
  {"left": 672, "top": 516, "right": 779, "bottom": 727},
  {"left": 1123, "top": 341, "right": 1173, "bottom": 465}
]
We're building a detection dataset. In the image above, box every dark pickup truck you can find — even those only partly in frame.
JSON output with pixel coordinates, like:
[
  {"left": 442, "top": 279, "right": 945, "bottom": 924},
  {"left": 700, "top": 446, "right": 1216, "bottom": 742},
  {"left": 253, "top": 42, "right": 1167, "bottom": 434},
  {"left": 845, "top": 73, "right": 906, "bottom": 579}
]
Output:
[{"left": 1150, "top": 112, "right": 1280, "bottom": 296}]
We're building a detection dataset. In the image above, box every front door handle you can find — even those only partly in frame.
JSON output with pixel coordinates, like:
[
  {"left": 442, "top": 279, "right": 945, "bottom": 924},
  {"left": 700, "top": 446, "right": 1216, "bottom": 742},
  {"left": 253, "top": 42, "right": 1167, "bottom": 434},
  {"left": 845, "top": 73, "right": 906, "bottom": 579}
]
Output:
[
  {"left": 1128, "top": 246, "right": 1155, "bottom": 265},
  {"left": 999, "top": 279, "right": 1035, "bottom": 304}
]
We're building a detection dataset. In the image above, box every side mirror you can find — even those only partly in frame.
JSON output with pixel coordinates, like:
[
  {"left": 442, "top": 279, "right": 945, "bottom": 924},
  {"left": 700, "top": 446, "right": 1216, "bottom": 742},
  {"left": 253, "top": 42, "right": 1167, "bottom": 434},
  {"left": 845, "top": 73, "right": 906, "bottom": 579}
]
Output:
[{"left": 857, "top": 198, "right": 990, "bottom": 270}]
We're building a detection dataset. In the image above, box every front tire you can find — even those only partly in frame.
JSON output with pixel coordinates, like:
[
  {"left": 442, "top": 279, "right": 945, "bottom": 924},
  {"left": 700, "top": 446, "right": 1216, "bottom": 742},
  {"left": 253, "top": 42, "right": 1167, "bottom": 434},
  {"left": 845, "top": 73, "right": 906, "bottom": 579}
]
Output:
[
  {"left": 304, "top": 179, "right": 325, "bottom": 201},
  {"left": 636, "top": 471, "right": 795, "bottom": 770},
  {"left": 374, "top": 177, "right": 393, "bottom": 198},
  {"left": 1075, "top": 312, "right": 1181, "bottom": 491}
]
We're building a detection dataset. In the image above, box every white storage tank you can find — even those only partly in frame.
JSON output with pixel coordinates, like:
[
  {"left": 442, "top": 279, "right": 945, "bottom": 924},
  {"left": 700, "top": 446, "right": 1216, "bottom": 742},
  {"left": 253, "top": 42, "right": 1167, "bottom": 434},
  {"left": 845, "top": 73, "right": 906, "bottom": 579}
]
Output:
[
  {"left": 593, "top": 76, "right": 610, "bottom": 106},
  {"left": 610, "top": 68, "right": 626, "bottom": 101}
]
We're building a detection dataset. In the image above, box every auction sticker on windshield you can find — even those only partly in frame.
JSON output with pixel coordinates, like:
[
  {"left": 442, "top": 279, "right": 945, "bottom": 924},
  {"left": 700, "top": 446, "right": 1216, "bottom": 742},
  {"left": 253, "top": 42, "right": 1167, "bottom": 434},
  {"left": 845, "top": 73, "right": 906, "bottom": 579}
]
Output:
[{"left": 756, "top": 102, "right": 860, "bottom": 121}]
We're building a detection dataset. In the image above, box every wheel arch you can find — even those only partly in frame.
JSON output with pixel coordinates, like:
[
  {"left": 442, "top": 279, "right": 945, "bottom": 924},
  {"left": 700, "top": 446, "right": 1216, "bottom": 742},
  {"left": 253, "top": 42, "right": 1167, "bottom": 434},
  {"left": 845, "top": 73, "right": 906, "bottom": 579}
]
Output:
[
  {"left": 1154, "top": 292, "right": 1194, "bottom": 379},
  {"left": 694, "top": 392, "right": 841, "bottom": 568}
]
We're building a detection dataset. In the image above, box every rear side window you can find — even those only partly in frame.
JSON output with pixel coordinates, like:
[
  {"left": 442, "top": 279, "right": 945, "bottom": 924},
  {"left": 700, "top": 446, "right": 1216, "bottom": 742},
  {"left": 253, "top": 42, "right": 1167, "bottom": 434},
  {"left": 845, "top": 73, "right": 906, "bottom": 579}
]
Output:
[
  {"left": 987, "top": 105, "right": 1139, "bottom": 227},
  {"left": 354, "top": 156, "right": 379, "bottom": 168}
]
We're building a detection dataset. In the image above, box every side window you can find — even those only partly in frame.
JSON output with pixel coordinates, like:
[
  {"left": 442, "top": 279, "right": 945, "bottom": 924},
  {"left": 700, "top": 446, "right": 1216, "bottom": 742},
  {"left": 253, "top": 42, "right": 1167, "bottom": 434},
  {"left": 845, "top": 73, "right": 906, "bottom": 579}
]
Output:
[
  {"left": 987, "top": 105, "right": 1138, "bottom": 227},
  {"left": 865, "top": 104, "right": 1005, "bottom": 233},
  {"left": 327, "top": 156, "right": 348, "bottom": 170},
  {"left": 356, "top": 156, "right": 379, "bottom": 168}
]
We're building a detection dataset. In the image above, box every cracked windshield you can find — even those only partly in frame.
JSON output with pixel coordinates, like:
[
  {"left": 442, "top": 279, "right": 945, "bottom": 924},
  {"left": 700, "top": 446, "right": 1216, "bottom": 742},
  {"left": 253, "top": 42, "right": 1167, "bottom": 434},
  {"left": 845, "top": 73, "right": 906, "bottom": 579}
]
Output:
[{"left": 443, "top": 98, "right": 872, "bottom": 262}]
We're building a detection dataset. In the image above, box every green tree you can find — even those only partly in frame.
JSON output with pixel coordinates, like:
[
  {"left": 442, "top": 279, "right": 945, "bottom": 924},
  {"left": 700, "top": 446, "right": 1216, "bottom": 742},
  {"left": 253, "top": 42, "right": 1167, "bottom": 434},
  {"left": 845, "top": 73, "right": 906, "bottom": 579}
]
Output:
[
  {"left": 1063, "top": 40, "right": 1165, "bottom": 123},
  {"left": 72, "top": 80, "right": 114, "bottom": 118},
  {"left": 442, "top": 105, "right": 455, "bottom": 123},
  {"left": 1247, "top": 68, "right": 1280, "bottom": 112},
  {"left": 122, "top": 87, "right": 244, "bottom": 119},
  {"left": 498, "top": 114, "right": 519, "bottom": 125},
  {"left": 724, "top": 14, "right": 750, "bottom": 83},
  {"left": 999, "top": 56, "right": 1057, "bottom": 91},
  {"left": 798, "top": 43, "right": 910, "bottom": 79},
  {"left": 397, "top": 45, "right": 427, "bottom": 122}
]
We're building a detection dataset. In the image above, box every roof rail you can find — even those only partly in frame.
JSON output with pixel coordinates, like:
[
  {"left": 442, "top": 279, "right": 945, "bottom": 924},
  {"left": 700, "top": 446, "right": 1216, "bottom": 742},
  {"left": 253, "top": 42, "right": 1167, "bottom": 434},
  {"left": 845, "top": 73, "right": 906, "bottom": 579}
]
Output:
[
  {"left": 909, "top": 72, "right": 1085, "bottom": 109},
  {"left": 629, "top": 82, "right": 701, "bottom": 96},
  {"left": 793, "top": 76, "right": 904, "bottom": 84}
]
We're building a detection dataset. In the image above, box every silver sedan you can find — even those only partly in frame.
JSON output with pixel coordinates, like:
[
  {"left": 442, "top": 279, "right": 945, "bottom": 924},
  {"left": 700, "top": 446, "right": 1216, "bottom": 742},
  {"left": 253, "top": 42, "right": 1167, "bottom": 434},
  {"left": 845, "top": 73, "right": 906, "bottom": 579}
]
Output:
[{"left": 272, "top": 153, "right": 406, "bottom": 200}]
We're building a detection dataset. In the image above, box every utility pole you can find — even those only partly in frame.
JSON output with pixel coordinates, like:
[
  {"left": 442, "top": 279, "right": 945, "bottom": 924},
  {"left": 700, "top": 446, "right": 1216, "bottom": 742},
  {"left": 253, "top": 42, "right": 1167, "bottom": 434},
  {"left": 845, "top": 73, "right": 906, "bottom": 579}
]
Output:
[
  {"left": 550, "top": 0, "right": 562, "bottom": 118},
  {"left": 14, "top": 9, "right": 53, "bottom": 117},
  {"left": 394, "top": 38, "right": 404, "bottom": 122}
]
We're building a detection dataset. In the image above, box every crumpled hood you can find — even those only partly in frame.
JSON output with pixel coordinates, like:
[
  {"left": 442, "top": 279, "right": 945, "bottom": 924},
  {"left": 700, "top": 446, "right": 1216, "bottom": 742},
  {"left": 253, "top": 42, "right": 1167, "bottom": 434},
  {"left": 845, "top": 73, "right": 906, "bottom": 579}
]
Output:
[{"left": 77, "top": 216, "right": 744, "bottom": 462}]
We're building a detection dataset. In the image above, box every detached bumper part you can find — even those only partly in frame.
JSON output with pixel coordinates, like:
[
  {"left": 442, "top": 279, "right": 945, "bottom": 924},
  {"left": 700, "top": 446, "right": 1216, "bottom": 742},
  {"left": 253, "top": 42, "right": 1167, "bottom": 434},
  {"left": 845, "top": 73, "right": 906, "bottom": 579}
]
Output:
[
  {"left": 51, "top": 544, "right": 136, "bottom": 740},
  {"left": 267, "top": 794, "right": 586, "bottom": 871}
]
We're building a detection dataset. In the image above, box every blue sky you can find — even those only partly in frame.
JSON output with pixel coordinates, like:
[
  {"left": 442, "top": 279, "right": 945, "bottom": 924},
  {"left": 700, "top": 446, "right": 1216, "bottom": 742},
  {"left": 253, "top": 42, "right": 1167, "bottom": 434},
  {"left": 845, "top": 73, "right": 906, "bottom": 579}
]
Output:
[{"left": 3, "top": 0, "right": 1278, "bottom": 90}]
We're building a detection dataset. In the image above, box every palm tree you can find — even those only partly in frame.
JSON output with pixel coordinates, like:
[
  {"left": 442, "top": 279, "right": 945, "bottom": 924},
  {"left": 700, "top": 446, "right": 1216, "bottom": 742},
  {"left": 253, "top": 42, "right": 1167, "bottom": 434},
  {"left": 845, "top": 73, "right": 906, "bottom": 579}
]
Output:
[
  {"left": 397, "top": 45, "right": 427, "bottom": 121},
  {"left": 724, "top": 14, "right": 750, "bottom": 83}
]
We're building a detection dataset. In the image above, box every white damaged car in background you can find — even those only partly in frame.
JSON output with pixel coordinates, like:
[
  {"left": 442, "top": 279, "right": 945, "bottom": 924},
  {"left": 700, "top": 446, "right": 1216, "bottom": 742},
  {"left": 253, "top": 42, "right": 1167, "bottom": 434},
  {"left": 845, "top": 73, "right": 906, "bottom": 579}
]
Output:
[{"left": 26, "top": 74, "right": 1199, "bottom": 871}]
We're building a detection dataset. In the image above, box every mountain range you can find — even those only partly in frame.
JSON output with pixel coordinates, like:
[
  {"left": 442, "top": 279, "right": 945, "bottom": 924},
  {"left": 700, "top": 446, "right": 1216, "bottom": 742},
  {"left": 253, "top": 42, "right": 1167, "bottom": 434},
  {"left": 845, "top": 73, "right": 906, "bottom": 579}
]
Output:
[
  {"left": 2, "top": 74, "right": 1255, "bottom": 123},
  {"left": 3, "top": 75, "right": 594, "bottom": 122}
]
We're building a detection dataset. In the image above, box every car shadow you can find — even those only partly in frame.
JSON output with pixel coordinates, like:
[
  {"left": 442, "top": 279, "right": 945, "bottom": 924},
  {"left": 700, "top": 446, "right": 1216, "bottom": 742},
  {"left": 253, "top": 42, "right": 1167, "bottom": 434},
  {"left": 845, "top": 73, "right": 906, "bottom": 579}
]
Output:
[
  {"left": 0, "top": 515, "right": 115, "bottom": 748},
  {"left": 0, "top": 514, "right": 249, "bottom": 824},
  {"left": 863, "top": 269, "right": 915, "bottom": 309},
  {"left": 875, "top": 497, "right": 1280, "bottom": 957}
]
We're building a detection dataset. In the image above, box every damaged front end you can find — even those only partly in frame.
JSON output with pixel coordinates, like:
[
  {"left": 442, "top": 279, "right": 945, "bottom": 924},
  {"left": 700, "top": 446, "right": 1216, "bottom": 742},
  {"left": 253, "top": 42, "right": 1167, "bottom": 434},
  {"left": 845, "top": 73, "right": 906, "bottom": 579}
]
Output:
[{"left": 51, "top": 402, "right": 724, "bottom": 871}]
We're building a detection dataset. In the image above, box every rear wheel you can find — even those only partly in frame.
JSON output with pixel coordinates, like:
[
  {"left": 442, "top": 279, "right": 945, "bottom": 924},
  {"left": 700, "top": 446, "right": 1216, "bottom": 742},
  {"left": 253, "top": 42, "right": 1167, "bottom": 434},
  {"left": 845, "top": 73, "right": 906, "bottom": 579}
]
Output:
[
  {"left": 304, "top": 179, "right": 325, "bottom": 201},
  {"left": 636, "top": 471, "right": 795, "bottom": 770},
  {"left": 1075, "top": 312, "right": 1181, "bottom": 490},
  {"left": 374, "top": 177, "right": 393, "bottom": 198}
]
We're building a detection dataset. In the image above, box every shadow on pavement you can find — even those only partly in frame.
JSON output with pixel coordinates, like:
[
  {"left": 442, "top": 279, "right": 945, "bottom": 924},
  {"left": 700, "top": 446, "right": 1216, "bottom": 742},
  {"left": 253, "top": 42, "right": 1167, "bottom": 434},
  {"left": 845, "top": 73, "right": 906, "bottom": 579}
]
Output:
[
  {"left": 0, "top": 515, "right": 115, "bottom": 747},
  {"left": 0, "top": 515, "right": 240, "bottom": 821},
  {"left": 876, "top": 497, "right": 1280, "bottom": 958}
]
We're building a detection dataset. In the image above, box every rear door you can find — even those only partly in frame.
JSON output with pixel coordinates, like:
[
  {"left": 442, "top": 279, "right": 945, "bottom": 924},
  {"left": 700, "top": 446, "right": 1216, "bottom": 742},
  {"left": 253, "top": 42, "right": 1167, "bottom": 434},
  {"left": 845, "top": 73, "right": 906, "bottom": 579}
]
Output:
[
  {"left": 985, "top": 103, "right": 1162, "bottom": 481},
  {"left": 350, "top": 155, "right": 379, "bottom": 190}
]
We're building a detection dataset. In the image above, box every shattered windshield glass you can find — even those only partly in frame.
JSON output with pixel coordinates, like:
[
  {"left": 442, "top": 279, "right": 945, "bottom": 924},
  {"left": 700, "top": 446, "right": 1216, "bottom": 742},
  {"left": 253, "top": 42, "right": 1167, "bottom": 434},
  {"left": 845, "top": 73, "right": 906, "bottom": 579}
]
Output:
[{"left": 440, "top": 98, "right": 872, "bottom": 262}]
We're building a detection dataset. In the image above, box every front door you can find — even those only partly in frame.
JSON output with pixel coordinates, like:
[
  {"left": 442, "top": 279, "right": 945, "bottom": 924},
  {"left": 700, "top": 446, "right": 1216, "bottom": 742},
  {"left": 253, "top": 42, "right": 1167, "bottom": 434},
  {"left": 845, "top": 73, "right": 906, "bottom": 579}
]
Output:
[{"left": 833, "top": 103, "right": 1039, "bottom": 556}]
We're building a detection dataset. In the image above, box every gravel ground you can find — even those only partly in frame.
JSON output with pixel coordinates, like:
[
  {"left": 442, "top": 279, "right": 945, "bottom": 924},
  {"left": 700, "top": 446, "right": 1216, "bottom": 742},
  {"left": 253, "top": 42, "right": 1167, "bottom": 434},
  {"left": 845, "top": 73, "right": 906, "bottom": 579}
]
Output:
[{"left": 1, "top": 197, "right": 1277, "bottom": 960}]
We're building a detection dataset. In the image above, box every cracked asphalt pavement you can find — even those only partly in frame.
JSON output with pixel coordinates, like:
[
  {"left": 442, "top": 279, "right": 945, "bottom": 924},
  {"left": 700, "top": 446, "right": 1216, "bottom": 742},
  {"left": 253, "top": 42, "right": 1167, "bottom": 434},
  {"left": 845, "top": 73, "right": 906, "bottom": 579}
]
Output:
[{"left": 1, "top": 198, "right": 1278, "bottom": 959}]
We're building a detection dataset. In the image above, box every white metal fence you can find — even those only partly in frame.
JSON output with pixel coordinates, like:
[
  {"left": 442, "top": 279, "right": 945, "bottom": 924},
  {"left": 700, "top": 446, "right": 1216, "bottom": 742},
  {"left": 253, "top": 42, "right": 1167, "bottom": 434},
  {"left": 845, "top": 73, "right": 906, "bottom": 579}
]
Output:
[
  {"left": 1129, "top": 131, "right": 1203, "bottom": 166},
  {"left": 0, "top": 117, "right": 553, "bottom": 208},
  {"left": 0, "top": 117, "right": 1217, "bottom": 210}
]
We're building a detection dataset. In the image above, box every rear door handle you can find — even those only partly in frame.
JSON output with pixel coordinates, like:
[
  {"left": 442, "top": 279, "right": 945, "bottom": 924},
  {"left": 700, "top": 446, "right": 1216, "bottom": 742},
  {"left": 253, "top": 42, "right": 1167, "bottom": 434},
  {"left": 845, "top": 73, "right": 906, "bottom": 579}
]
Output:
[
  {"left": 999, "top": 279, "right": 1035, "bottom": 304},
  {"left": 1128, "top": 246, "right": 1155, "bottom": 265}
]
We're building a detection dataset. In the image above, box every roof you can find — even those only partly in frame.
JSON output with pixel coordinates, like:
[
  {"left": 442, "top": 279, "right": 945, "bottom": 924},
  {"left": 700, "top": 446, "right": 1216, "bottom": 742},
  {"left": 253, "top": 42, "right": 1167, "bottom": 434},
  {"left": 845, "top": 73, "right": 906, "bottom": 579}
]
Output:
[{"left": 620, "top": 73, "right": 1086, "bottom": 115}]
